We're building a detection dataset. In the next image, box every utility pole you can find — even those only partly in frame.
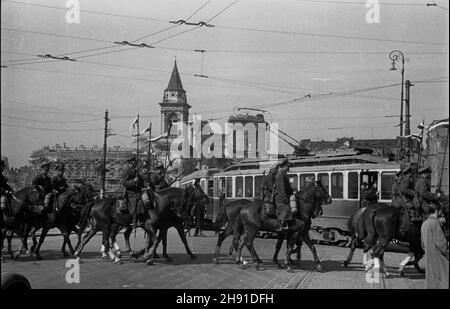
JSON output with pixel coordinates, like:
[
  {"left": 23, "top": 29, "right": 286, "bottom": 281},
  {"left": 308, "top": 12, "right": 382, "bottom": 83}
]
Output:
[
  {"left": 147, "top": 122, "right": 152, "bottom": 170},
  {"left": 405, "top": 80, "right": 414, "bottom": 162},
  {"left": 101, "top": 109, "right": 110, "bottom": 199}
]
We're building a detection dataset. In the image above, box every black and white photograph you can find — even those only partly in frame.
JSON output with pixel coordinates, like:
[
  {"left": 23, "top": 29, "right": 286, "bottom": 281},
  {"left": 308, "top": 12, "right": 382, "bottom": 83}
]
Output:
[{"left": 0, "top": 0, "right": 448, "bottom": 292}]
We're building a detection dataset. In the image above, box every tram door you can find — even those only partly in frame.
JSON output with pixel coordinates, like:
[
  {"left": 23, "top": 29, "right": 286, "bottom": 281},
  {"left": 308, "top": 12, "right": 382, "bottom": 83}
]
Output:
[{"left": 359, "top": 171, "right": 378, "bottom": 207}]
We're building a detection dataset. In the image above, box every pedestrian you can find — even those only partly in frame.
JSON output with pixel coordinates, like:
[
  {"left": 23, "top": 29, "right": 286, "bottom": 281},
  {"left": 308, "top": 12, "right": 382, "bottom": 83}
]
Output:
[{"left": 421, "top": 195, "right": 449, "bottom": 289}]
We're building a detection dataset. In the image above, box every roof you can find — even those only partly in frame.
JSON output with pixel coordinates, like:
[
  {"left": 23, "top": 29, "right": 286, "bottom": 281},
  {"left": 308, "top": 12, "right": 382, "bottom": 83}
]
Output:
[
  {"left": 165, "top": 60, "right": 185, "bottom": 92},
  {"left": 179, "top": 168, "right": 221, "bottom": 184}
]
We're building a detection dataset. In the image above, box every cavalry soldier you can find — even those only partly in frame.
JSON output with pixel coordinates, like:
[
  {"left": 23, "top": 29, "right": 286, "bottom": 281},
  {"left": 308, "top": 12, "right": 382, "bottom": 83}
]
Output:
[
  {"left": 51, "top": 163, "right": 69, "bottom": 212},
  {"left": 261, "top": 162, "right": 279, "bottom": 218},
  {"left": 274, "top": 159, "right": 293, "bottom": 231},
  {"left": 192, "top": 178, "right": 207, "bottom": 237},
  {"left": 121, "top": 157, "right": 149, "bottom": 214},
  {"left": 32, "top": 162, "right": 53, "bottom": 213},
  {"left": 149, "top": 164, "right": 169, "bottom": 191},
  {"left": 392, "top": 169, "right": 404, "bottom": 208},
  {"left": 1, "top": 160, "right": 14, "bottom": 217}
]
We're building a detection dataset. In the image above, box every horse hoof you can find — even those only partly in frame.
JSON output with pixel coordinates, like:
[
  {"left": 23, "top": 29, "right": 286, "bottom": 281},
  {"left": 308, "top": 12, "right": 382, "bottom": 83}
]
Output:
[
  {"left": 62, "top": 252, "right": 70, "bottom": 258},
  {"left": 76, "top": 257, "right": 83, "bottom": 264},
  {"left": 114, "top": 259, "right": 122, "bottom": 265},
  {"left": 102, "top": 255, "right": 108, "bottom": 260},
  {"left": 286, "top": 267, "right": 294, "bottom": 273},
  {"left": 239, "top": 264, "right": 247, "bottom": 269},
  {"left": 315, "top": 264, "right": 323, "bottom": 272},
  {"left": 399, "top": 270, "right": 404, "bottom": 276},
  {"left": 25, "top": 250, "right": 32, "bottom": 257},
  {"left": 146, "top": 259, "right": 154, "bottom": 266},
  {"left": 36, "top": 255, "right": 42, "bottom": 261},
  {"left": 276, "top": 263, "right": 283, "bottom": 269},
  {"left": 343, "top": 260, "right": 349, "bottom": 267},
  {"left": 153, "top": 254, "right": 160, "bottom": 259},
  {"left": 190, "top": 254, "right": 197, "bottom": 260},
  {"left": 13, "top": 252, "right": 21, "bottom": 260},
  {"left": 213, "top": 257, "right": 219, "bottom": 264},
  {"left": 256, "top": 259, "right": 263, "bottom": 264}
]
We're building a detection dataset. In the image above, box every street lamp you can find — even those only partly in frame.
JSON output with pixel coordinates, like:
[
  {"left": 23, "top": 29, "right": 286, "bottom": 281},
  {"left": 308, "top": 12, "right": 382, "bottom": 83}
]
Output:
[{"left": 389, "top": 50, "right": 407, "bottom": 137}]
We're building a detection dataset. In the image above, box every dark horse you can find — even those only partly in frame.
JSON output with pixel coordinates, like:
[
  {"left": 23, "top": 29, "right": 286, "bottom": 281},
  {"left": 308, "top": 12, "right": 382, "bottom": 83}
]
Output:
[
  {"left": 74, "top": 187, "right": 196, "bottom": 265},
  {"left": 2, "top": 184, "right": 96, "bottom": 260},
  {"left": 216, "top": 181, "right": 331, "bottom": 272},
  {"left": 344, "top": 203, "right": 424, "bottom": 276}
]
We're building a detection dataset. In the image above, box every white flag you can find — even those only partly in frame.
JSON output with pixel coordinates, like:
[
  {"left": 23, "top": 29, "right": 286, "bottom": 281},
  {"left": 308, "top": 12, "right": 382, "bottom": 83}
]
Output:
[
  {"left": 129, "top": 116, "right": 139, "bottom": 136},
  {"left": 140, "top": 125, "right": 151, "bottom": 136}
]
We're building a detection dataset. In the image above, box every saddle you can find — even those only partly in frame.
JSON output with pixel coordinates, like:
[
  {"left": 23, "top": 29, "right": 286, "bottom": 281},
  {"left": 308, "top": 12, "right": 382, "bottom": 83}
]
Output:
[{"left": 116, "top": 192, "right": 146, "bottom": 216}]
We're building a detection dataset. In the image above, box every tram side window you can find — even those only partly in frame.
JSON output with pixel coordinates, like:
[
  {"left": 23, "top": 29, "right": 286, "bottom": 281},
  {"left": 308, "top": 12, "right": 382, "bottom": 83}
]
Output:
[
  {"left": 331, "top": 173, "right": 343, "bottom": 199},
  {"left": 318, "top": 173, "right": 330, "bottom": 192},
  {"left": 348, "top": 172, "right": 359, "bottom": 199},
  {"left": 236, "top": 176, "right": 243, "bottom": 198},
  {"left": 245, "top": 176, "right": 253, "bottom": 198},
  {"left": 226, "top": 177, "right": 233, "bottom": 198},
  {"left": 255, "top": 175, "right": 263, "bottom": 199},
  {"left": 300, "top": 174, "right": 315, "bottom": 190},
  {"left": 288, "top": 174, "right": 299, "bottom": 191},
  {"left": 381, "top": 173, "right": 395, "bottom": 200},
  {"left": 208, "top": 180, "right": 214, "bottom": 197}
]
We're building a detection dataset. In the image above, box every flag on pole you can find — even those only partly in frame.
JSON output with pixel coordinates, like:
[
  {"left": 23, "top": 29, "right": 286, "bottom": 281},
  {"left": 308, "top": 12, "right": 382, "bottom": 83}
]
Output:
[
  {"left": 129, "top": 116, "right": 139, "bottom": 136},
  {"left": 140, "top": 125, "right": 151, "bottom": 136}
]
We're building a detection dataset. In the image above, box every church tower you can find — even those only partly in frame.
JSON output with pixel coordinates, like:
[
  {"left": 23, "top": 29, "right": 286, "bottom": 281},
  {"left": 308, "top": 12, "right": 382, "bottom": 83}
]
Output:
[{"left": 159, "top": 60, "right": 191, "bottom": 134}]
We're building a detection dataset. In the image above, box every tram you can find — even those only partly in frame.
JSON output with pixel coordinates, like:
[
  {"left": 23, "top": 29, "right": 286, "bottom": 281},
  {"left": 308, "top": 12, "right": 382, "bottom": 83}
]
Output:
[{"left": 180, "top": 150, "right": 400, "bottom": 244}]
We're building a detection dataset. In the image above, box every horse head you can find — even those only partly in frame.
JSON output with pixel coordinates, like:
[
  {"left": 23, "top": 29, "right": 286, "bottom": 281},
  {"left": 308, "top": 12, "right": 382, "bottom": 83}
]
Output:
[
  {"left": 316, "top": 180, "right": 332, "bottom": 205},
  {"left": 296, "top": 181, "right": 331, "bottom": 220}
]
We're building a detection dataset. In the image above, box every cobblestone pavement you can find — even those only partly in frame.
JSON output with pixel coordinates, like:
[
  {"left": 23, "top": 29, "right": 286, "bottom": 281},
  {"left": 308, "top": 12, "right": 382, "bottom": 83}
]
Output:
[{"left": 1, "top": 229, "right": 425, "bottom": 289}]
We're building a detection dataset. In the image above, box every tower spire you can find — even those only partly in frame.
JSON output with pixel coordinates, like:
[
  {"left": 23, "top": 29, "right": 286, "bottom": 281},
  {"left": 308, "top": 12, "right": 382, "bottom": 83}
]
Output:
[{"left": 165, "top": 59, "right": 184, "bottom": 92}]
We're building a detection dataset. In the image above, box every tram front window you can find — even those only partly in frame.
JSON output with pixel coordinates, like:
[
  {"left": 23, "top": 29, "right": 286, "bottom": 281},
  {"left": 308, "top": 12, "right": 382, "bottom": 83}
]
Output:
[
  {"left": 245, "top": 176, "right": 253, "bottom": 198},
  {"left": 348, "top": 172, "right": 359, "bottom": 199},
  {"left": 381, "top": 172, "right": 395, "bottom": 200},
  {"left": 255, "top": 175, "right": 263, "bottom": 199},
  {"left": 300, "top": 174, "right": 315, "bottom": 190},
  {"left": 318, "top": 173, "right": 329, "bottom": 192}
]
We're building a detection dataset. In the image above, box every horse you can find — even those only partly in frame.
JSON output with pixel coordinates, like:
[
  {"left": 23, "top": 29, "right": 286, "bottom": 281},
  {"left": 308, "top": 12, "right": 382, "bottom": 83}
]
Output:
[
  {"left": 74, "top": 186, "right": 196, "bottom": 265},
  {"left": 344, "top": 203, "right": 424, "bottom": 276},
  {"left": 10, "top": 184, "right": 96, "bottom": 260},
  {"left": 29, "top": 184, "right": 97, "bottom": 259},
  {"left": 236, "top": 181, "right": 332, "bottom": 272},
  {"left": 1, "top": 187, "right": 34, "bottom": 259}
]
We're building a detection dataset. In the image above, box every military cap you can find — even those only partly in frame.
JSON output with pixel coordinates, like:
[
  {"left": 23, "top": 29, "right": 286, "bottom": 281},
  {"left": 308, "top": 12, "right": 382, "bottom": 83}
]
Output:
[{"left": 418, "top": 166, "right": 431, "bottom": 174}]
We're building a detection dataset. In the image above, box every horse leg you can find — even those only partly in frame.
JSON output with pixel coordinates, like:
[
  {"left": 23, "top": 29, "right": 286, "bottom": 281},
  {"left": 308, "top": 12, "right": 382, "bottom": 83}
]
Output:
[
  {"left": 301, "top": 233, "right": 323, "bottom": 272},
  {"left": 413, "top": 251, "right": 425, "bottom": 274},
  {"left": 344, "top": 237, "right": 357, "bottom": 267},
  {"left": 272, "top": 234, "right": 284, "bottom": 269},
  {"left": 295, "top": 238, "right": 303, "bottom": 269},
  {"left": 33, "top": 226, "right": 50, "bottom": 260},
  {"left": 213, "top": 224, "right": 234, "bottom": 264},
  {"left": 398, "top": 252, "right": 414, "bottom": 276},
  {"left": 174, "top": 222, "right": 197, "bottom": 260},
  {"left": 143, "top": 226, "right": 158, "bottom": 266},
  {"left": 103, "top": 227, "right": 120, "bottom": 264},
  {"left": 236, "top": 232, "right": 247, "bottom": 266},
  {"left": 61, "top": 227, "right": 76, "bottom": 258},
  {"left": 158, "top": 228, "right": 172, "bottom": 262},
  {"left": 109, "top": 224, "right": 122, "bottom": 259},
  {"left": 123, "top": 226, "right": 134, "bottom": 256},
  {"left": 74, "top": 226, "right": 98, "bottom": 260},
  {"left": 6, "top": 230, "right": 14, "bottom": 259},
  {"left": 244, "top": 228, "right": 263, "bottom": 270},
  {"left": 284, "top": 233, "right": 296, "bottom": 272}
]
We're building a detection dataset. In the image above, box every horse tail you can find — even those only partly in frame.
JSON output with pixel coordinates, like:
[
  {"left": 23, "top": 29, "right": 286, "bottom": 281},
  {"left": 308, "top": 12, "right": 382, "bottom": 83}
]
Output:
[
  {"left": 214, "top": 202, "right": 228, "bottom": 229},
  {"left": 78, "top": 200, "right": 94, "bottom": 235}
]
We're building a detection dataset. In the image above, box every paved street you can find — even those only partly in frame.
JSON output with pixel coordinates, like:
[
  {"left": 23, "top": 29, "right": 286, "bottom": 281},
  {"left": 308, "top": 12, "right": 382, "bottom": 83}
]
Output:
[{"left": 1, "top": 229, "right": 425, "bottom": 289}]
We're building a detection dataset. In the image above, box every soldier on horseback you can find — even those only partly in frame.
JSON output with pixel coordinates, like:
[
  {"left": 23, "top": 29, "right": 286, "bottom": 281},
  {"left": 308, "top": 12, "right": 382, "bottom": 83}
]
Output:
[
  {"left": 362, "top": 182, "right": 379, "bottom": 206},
  {"left": 1, "top": 160, "right": 14, "bottom": 217},
  {"left": 51, "top": 163, "right": 69, "bottom": 212},
  {"left": 261, "top": 162, "right": 279, "bottom": 218},
  {"left": 148, "top": 164, "right": 169, "bottom": 191},
  {"left": 31, "top": 162, "right": 53, "bottom": 214},
  {"left": 121, "top": 157, "right": 148, "bottom": 222},
  {"left": 274, "top": 159, "right": 294, "bottom": 231}
]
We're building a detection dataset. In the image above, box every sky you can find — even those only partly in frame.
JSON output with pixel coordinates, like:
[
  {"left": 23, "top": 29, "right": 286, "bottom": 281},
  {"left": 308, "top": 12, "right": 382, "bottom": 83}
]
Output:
[{"left": 1, "top": 0, "right": 449, "bottom": 167}]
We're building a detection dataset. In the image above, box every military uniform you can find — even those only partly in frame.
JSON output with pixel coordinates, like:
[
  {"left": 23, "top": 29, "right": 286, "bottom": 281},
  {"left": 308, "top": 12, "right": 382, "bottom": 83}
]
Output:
[
  {"left": 274, "top": 160, "right": 293, "bottom": 227},
  {"left": 261, "top": 165, "right": 278, "bottom": 217},
  {"left": 32, "top": 163, "right": 53, "bottom": 212},
  {"left": 51, "top": 164, "right": 70, "bottom": 212},
  {"left": 392, "top": 170, "right": 404, "bottom": 208},
  {"left": 121, "top": 157, "right": 149, "bottom": 217}
]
